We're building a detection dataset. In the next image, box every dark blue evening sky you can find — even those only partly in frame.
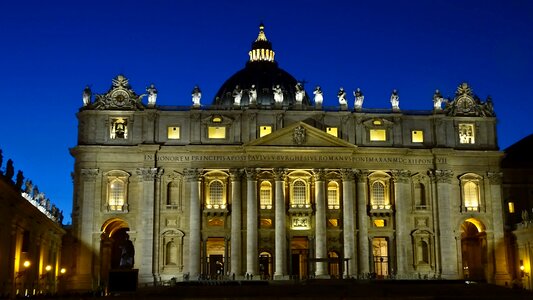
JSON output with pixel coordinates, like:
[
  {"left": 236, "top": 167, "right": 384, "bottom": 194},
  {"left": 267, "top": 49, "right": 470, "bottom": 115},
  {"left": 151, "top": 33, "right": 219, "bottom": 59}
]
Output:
[{"left": 0, "top": 0, "right": 531, "bottom": 224}]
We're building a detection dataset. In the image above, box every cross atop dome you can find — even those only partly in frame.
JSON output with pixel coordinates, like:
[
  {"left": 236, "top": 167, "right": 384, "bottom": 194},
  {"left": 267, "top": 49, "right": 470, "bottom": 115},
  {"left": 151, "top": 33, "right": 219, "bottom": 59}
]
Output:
[{"left": 249, "top": 23, "right": 275, "bottom": 63}]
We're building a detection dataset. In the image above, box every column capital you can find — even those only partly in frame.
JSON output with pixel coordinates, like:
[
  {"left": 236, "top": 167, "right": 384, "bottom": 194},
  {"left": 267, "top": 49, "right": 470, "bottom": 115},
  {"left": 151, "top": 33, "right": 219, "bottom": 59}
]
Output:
[
  {"left": 428, "top": 169, "right": 453, "bottom": 183},
  {"left": 229, "top": 168, "right": 243, "bottom": 181},
  {"left": 486, "top": 171, "right": 503, "bottom": 185},
  {"left": 136, "top": 167, "right": 161, "bottom": 181},
  {"left": 245, "top": 168, "right": 259, "bottom": 180},
  {"left": 80, "top": 168, "right": 99, "bottom": 181},
  {"left": 340, "top": 168, "right": 354, "bottom": 181},
  {"left": 184, "top": 168, "right": 202, "bottom": 181},
  {"left": 353, "top": 169, "right": 369, "bottom": 183},
  {"left": 391, "top": 169, "right": 411, "bottom": 183},
  {"left": 312, "top": 169, "right": 326, "bottom": 181},
  {"left": 273, "top": 168, "right": 287, "bottom": 181}
]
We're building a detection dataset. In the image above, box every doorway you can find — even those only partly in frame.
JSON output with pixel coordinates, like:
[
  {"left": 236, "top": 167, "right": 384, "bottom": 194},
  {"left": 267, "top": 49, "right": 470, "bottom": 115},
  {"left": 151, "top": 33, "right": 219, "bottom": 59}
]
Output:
[
  {"left": 290, "top": 237, "right": 309, "bottom": 279},
  {"left": 206, "top": 237, "right": 225, "bottom": 279},
  {"left": 461, "top": 219, "right": 487, "bottom": 281}
]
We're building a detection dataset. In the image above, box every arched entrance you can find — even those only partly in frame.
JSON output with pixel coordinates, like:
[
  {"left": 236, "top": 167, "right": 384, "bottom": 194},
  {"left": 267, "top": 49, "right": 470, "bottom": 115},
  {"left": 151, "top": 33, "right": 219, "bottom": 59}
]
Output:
[
  {"left": 461, "top": 218, "right": 487, "bottom": 281},
  {"left": 100, "top": 218, "right": 133, "bottom": 287}
]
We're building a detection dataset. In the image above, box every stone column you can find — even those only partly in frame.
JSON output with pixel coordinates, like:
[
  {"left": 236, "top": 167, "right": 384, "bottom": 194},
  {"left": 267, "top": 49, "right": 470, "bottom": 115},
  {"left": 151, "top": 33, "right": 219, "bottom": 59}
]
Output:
[
  {"left": 273, "top": 168, "right": 287, "bottom": 279},
  {"left": 432, "top": 169, "right": 458, "bottom": 279},
  {"left": 391, "top": 169, "right": 411, "bottom": 276},
  {"left": 136, "top": 167, "right": 159, "bottom": 284},
  {"left": 73, "top": 168, "right": 99, "bottom": 290},
  {"left": 313, "top": 169, "right": 328, "bottom": 278},
  {"left": 230, "top": 169, "right": 243, "bottom": 278},
  {"left": 341, "top": 169, "right": 356, "bottom": 277},
  {"left": 354, "top": 169, "right": 370, "bottom": 275},
  {"left": 245, "top": 168, "right": 259, "bottom": 277},
  {"left": 185, "top": 169, "right": 202, "bottom": 279},
  {"left": 486, "top": 172, "right": 511, "bottom": 285}
]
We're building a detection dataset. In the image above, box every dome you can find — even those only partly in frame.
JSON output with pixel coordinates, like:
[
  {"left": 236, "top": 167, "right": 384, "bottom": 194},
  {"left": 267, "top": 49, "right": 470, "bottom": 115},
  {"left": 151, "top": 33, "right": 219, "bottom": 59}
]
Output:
[{"left": 213, "top": 24, "right": 311, "bottom": 109}]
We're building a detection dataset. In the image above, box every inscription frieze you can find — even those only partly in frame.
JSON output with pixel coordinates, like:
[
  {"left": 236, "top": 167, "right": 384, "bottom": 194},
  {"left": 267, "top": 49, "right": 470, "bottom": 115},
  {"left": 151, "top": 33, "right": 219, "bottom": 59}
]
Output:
[{"left": 147, "top": 153, "right": 446, "bottom": 165}]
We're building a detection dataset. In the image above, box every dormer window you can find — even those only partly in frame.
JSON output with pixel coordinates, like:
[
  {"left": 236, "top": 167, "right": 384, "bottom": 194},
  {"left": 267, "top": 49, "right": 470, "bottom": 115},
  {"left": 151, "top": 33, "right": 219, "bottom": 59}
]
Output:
[
  {"left": 459, "top": 124, "right": 475, "bottom": 144},
  {"left": 110, "top": 118, "right": 128, "bottom": 139}
]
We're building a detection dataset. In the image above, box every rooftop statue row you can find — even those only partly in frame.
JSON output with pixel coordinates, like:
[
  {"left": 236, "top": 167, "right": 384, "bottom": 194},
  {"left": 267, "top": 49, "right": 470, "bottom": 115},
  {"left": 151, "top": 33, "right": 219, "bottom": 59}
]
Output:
[
  {"left": 81, "top": 75, "right": 495, "bottom": 117},
  {"left": 0, "top": 149, "right": 64, "bottom": 225}
]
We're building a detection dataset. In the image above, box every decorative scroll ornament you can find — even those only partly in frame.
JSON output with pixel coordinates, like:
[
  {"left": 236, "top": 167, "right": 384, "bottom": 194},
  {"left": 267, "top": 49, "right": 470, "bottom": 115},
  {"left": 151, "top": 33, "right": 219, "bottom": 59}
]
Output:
[
  {"left": 445, "top": 82, "right": 495, "bottom": 117},
  {"left": 91, "top": 75, "right": 145, "bottom": 111},
  {"left": 293, "top": 125, "right": 307, "bottom": 145}
]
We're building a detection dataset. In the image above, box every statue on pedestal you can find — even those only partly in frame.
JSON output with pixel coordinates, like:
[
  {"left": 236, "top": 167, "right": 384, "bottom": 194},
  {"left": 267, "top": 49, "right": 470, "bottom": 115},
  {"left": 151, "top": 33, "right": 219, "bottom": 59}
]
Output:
[
  {"left": 232, "top": 85, "right": 243, "bottom": 106},
  {"left": 313, "top": 86, "right": 323, "bottom": 108},
  {"left": 390, "top": 89, "right": 400, "bottom": 111},
  {"left": 338, "top": 87, "right": 347, "bottom": 109},
  {"left": 82, "top": 85, "right": 92, "bottom": 107},
  {"left": 295, "top": 82, "right": 305, "bottom": 104},
  {"left": 433, "top": 89, "right": 444, "bottom": 111},
  {"left": 353, "top": 88, "right": 364, "bottom": 111},
  {"left": 146, "top": 84, "right": 158, "bottom": 107},
  {"left": 249, "top": 85, "right": 257, "bottom": 105},
  {"left": 273, "top": 84, "right": 283, "bottom": 105},
  {"left": 192, "top": 86, "right": 202, "bottom": 107}
]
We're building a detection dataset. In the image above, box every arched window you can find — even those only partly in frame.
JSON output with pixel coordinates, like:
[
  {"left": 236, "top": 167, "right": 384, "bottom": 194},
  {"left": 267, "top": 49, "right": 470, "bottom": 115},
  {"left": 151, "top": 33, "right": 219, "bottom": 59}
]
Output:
[
  {"left": 327, "top": 181, "right": 340, "bottom": 209},
  {"left": 371, "top": 182, "right": 386, "bottom": 208},
  {"left": 464, "top": 181, "right": 479, "bottom": 211},
  {"left": 292, "top": 180, "right": 306, "bottom": 207},
  {"left": 260, "top": 181, "right": 272, "bottom": 209},
  {"left": 209, "top": 180, "right": 224, "bottom": 209},
  {"left": 108, "top": 179, "right": 125, "bottom": 211}
]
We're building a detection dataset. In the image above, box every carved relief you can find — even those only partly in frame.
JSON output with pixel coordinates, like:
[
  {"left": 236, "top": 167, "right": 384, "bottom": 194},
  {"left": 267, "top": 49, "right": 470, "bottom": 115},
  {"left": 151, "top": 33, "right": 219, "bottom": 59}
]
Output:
[
  {"left": 486, "top": 172, "right": 503, "bottom": 185},
  {"left": 91, "top": 75, "right": 145, "bottom": 111},
  {"left": 81, "top": 168, "right": 99, "bottom": 181},
  {"left": 293, "top": 125, "right": 307, "bottom": 145}
]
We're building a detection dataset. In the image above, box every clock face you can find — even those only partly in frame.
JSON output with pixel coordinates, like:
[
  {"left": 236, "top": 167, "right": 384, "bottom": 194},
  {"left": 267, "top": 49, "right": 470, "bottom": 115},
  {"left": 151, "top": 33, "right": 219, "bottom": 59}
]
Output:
[{"left": 112, "top": 90, "right": 128, "bottom": 107}]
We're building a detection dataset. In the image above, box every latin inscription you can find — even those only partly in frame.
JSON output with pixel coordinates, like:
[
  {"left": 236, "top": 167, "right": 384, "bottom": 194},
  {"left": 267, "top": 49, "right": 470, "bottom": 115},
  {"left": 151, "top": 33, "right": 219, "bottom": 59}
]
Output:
[{"left": 146, "top": 154, "right": 447, "bottom": 165}]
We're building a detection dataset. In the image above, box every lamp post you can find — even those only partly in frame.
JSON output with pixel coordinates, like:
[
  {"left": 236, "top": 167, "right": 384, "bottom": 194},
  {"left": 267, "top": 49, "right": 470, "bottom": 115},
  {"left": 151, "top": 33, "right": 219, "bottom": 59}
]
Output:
[
  {"left": 520, "top": 260, "right": 530, "bottom": 290},
  {"left": 16, "top": 260, "right": 31, "bottom": 296},
  {"left": 40, "top": 265, "right": 52, "bottom": 294}
]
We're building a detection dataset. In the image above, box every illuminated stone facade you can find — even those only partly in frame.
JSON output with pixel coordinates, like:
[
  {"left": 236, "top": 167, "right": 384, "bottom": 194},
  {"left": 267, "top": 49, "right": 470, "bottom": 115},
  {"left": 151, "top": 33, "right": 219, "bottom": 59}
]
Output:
[
  {"left": 0, "top": 175, "right": 65, "bottom": 296},
  {"left": 69, "top": 25, "right": 511, "bottom": 291}
]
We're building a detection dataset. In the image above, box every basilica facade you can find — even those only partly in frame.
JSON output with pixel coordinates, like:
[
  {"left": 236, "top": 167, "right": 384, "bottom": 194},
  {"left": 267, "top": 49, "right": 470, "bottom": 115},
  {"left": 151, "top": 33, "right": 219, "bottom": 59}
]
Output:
[{"left": 68, "top": 25, "right": 510, "bottom": 291}]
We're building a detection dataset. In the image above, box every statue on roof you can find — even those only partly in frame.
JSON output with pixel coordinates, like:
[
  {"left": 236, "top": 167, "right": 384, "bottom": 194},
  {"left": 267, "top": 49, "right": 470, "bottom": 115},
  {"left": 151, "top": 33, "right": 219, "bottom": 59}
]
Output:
[
  {"left": 338, "top": 87, "right": 347, "bottom": 109},
  {"left": 433, "top": 89, "right": 444, "bottom": 111},
  {"left": 24, "top": 179, "right": 33, "bottom": 194},
  {"left": 146, "top": 84, "right": 158, "bottom": 107},
  {"left": 295, "top": 83, "right": 305, "bottom": 104},
  {"left": 192, "top": 86, "right": 202, "bottom": 108},
  {"left": 5, "top": 159, "right": 14, "bottom": 181},
  {"left": 353, "top": 88, "right": 364, "bottom": 111},
  {"left": 15, "top": 170, "right": 24, "bottom": 190},
  {"left": 482, "top": 96, "right": 495, "bottom": 117},
  {"left": 313, "top": 86, "right": 323, "bottom": 108},
  {"left": 390, "top": 89, "right": 400, "bottom": 111},
  {"left": 273, "top": 84, "right": 283, "bottom": 105},
  {"left": 83, "top": 85, "right": 91, "bottom": 107},
  {"left": 249, "top": 85, "right": 257, "bottom": 105},
  {"left": 232, "top": 85, "right": 243, "bottom": 106}
]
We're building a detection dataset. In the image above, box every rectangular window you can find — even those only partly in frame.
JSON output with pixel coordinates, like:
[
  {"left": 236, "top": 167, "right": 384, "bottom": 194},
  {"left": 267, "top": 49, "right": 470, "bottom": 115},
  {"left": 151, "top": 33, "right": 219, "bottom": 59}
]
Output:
[
  {"left": 508, "top": 202, "right": 515, "bottom": 213},
  {"left": 208, "top": 126, "right": 226, "bottom": 139},
  {"left": 167, "top": 126, "right": 180, "bottom": 139},
  {"left": 326, "top": 127, "right": 338, "bottom": 137},
  {"left": 259, "top": 125, "right": 272, "bottom": 137},
  {"left": 373, "top": 219, "right": 386, "bottom": 227},
  {"left": 370, "top": 129, "right": 387, "bottom": 141},
  {"left": 411, "top": 130, "right": 424, "bottom": 143},
  {"left": 459, "top": 124, "right": 475, "bottom": 144}
]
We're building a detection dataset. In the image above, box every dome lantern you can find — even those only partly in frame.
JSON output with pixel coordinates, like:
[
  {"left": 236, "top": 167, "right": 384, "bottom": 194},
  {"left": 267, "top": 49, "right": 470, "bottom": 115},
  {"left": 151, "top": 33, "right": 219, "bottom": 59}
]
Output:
[{"left": 248, "top": 23, "right": 275, "bottom": 63}]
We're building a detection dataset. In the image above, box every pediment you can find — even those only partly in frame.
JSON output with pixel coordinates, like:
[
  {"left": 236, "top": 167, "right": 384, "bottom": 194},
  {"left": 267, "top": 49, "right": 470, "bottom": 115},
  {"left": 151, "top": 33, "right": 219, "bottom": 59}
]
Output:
[{"left": 245, "top": 122, "right": 356, "bottom": 148}]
